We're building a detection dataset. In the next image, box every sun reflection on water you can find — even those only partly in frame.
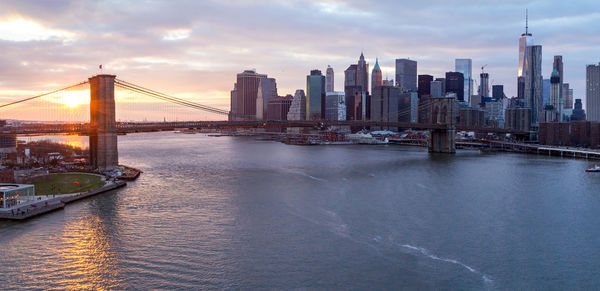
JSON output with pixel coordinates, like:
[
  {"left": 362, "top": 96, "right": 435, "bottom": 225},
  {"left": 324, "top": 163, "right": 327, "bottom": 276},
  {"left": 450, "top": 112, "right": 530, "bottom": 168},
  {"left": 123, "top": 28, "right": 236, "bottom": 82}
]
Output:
[{"left": 58, "top": 215, "right": 122, "bottom": 289}]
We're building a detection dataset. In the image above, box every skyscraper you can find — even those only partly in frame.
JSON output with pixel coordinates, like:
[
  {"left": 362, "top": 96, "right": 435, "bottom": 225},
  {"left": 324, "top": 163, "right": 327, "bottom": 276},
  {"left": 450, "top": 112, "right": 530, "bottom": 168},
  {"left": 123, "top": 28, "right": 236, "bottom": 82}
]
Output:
[
  {"left": 418, "top": 74, "right": 433, "bottom": 99},
  {"left": 479, "top": 73, "right": 489, "bottom": 97},
  {"left": 518, "top": 10, "right": 534, "bottom": 101},
  {"left": 492, "top": 85, "right": 505, "bottom": 101},
  {"left": 445, "top": 72, "right": 464, "bottom": 102},
  {"left": 357, "top": 52, "right": 369, "bottom": 94},
  {"left": 306, "top": 70, "right": 326, "bottom": 120},
  {"left": 371, "top": 58, "right": 382, "bottom": 94},
  {"left": 233, "top": 69, "right": 267, "bottom": 120},
  {"left": 571, "top": 99, "right": 586, "bottom": 121},
  {"left": 255, "top": 77, "right": 277, "bottom": 120},
  {"left": 455, "top": 59, "right": 472, "bottom": 104},
  {"left": 344, "top": 65, "right": 357, "bottom": 87},
  {"left": 430, "top": 80, "right": 443, "bottom": 98},
  {"left": 542, "top": 78, "right": 551, "bottom": 106},
  {"left": 524, "top": 45, "right": 543, "bottom": 124},
  {"left": 395, "top": 59, "right": 417, "bottom": 92},
  {"left": 325, "top": 92, "right": 346, "bottom": 121},
  {"left": 518, "top": 10, "right": 534, "bottom": 78},
  {"left": 344, "top": 64, "right": 361, "bottom": 121},
  {"left": 550, "top": 68, "right": 562, "bottom": 121},
  {"left": 287, "top": 89, "right": 306, "bottom": 121},
  {"left": 326, "top": 65, "right": 334, "bottom": 92},
  {"left": 370, "top": 86, "right": 417, "bottom": 127},
  {"left": 266, "top": 95, "right": 293, "bottom": 121},
  {"left": 435, "top": 78, "right": 446, "bottom": 96},
  {"left": 587, "top": 63, "right": 600, "bottom": 121},
  {"left": 229, "top": 83, "right": 237, "bottom": 120},
  {"left": 553, "top": 55, "right": 564, "bottom": 105},
  {"left": 344, "top": 53, "right": 370, "bottom": 120},
  {"left": 563, "top": 83, "right": 573, "bottom": 109}
]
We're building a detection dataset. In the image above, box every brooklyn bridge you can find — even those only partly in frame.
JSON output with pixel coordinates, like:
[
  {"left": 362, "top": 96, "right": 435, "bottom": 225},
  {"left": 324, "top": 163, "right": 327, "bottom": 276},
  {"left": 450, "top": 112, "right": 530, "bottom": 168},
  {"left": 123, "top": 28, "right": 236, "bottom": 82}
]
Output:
[{"left": 0, "top": 74, "right": 528, "bottom": 170}]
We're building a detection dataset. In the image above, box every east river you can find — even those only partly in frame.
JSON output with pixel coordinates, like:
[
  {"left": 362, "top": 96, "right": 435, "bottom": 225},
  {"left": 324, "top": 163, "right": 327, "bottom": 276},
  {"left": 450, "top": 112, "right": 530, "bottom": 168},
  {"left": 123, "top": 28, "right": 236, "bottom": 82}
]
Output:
[{"left": 1, "top": 132, "right": 600, "bottom": 290}]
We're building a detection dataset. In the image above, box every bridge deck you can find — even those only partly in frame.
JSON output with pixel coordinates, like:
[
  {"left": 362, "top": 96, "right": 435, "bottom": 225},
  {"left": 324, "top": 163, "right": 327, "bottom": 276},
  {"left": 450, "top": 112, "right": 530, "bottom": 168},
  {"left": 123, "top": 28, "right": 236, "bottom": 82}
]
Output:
[{"left": 1, "top": 121, "right": 529, "bottom": 135}]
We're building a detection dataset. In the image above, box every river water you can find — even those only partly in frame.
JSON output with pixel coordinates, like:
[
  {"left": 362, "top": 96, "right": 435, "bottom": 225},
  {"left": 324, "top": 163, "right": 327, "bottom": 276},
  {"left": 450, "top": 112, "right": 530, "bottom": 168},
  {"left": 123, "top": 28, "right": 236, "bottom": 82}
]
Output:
[{"left": 1, "top": 132, "right": 599, "bottom": 290}]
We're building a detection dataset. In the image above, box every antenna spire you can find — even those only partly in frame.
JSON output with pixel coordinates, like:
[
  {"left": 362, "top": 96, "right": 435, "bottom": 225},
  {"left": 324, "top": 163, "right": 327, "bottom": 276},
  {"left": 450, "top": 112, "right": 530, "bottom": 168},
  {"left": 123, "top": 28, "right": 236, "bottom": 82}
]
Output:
[{"left": 525, "top": 9, "right": 529, "bottom": 34}]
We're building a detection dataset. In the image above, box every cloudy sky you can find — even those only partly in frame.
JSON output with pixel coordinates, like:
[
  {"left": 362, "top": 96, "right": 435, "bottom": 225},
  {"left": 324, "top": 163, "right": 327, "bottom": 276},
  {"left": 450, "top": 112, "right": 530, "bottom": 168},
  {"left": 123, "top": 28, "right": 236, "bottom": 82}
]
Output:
[{"left": 0, "top": 0, "right": 599, "bottom": 120}]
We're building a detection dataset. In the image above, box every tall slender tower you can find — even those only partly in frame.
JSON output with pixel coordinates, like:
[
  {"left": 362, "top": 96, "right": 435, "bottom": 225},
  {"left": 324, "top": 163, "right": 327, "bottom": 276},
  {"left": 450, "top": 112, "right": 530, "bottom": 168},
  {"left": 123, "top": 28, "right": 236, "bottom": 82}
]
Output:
[
  {"left": 519, "top": 10, "right": 534, "bottom": 77},
  {"left": 306, "top": 70, "right": 326, "bottom": 120},
  {"left": 553, "top": 56, "right": 564, "bottom": 108},
  {"left": 371, "top": 58, "right": 382, "bottom": 93},
  {"left": 357, "top": 52, "right": 369, "bottom": 93},
  {"left": 587, "top": 63, "right": 600, "bottom": 121},
  {"left": 525, "top": 45, "right": 543, "bottom": 124},
  {"left": 326, "top": 65, "right": 334, "bottom": 92},
  {"left": 479, "top": 73, "right": 489, "bottom": 97},
  {"left": 550, "top": 68, "right": 562, "bottom": 121},
  {"left": 518, "top": 10, "right": 534, "bottom": 101},
  {"left": 455, "top": 59, "right": 472, "bottom": 104}
]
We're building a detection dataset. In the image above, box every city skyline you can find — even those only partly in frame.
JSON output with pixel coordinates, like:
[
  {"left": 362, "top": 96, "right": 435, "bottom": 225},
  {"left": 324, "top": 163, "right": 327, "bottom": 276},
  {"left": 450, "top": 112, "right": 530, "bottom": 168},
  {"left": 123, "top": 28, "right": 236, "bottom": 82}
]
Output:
[{"left": 0, "top": 1, "right": 599, "bottom": 117}]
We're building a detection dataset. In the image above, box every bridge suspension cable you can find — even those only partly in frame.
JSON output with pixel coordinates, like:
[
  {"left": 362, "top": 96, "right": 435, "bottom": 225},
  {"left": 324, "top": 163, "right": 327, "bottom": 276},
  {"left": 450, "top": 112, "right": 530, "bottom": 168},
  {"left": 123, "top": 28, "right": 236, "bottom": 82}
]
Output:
[
  {"left": 0, "top": 81, "right": 89, "bottom": 109},
  {"left": 114, "top": 79, "right": 229, "bottom": 116}
]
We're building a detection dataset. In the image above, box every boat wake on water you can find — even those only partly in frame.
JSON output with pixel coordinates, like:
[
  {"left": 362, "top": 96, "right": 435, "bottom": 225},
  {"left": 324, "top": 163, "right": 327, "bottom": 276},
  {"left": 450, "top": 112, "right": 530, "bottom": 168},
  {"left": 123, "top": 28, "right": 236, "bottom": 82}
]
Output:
[
  {"left": 400, "top": 244, "right": 493, "bottom": 284},
  {"left": 283, "top": 200, "right": 493, "bottom": 287}
]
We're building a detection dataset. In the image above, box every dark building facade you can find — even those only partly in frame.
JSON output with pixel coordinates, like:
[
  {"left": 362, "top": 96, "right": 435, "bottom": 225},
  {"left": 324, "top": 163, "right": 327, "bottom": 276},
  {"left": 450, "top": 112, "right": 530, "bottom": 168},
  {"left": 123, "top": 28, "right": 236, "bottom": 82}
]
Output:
[
  {"left": 232, "top": 70, "right": 267, "bottom": 120},
  {"left": 445, "top": 72, "right": 464, "bottom": 102},
  {"left": 266, "top": 95, "right": 293, "bottom": 120},
  {"left": 505, "top": 107, "right": 532, "bottom": 132},
  {"left": 539, "top": 121, "right": 600, "bottom": 148},
  {"left": 492, "top": 85, "right": 504, "bottom": 101},
  {"left": 371, "top": 86, "right": 417, "bottom": 129},
  {"left": 418, "top": 74, "right": 433, "bottom": 99},
  {"left": 344, "top": 85, "right": 364, "bottom": 121},
  {"left": 571, "top": 99, "right": 586, "bottom": 121},
  {"left": 395, "top": 59, "right": 417, "bottom": 91},
  {"left": 306, "top": 70, "right": 326, "bottom": 120},
  {"left": 459, "top": 108, "right": 485, "bottom": 127}
]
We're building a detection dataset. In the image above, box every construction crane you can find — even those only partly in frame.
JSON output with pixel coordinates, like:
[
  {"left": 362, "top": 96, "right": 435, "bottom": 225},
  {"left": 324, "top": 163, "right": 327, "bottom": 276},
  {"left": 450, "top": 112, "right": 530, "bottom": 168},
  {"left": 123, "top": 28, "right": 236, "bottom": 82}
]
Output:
[{"left": 481, "top": 64, "right": 487, "bottom": 73}]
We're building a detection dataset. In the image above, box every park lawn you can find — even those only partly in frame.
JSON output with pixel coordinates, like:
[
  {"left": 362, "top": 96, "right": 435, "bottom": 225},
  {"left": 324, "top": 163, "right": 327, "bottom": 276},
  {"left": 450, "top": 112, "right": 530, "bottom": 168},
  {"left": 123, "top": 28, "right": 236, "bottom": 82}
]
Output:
[{"left": 31, "top": 173, "right": 106, "bottom": 195}]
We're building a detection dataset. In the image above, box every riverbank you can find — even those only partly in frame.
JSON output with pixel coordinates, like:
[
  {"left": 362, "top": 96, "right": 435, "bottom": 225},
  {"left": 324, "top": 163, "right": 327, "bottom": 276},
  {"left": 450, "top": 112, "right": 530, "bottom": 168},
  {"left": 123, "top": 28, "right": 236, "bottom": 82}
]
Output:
[
  {"left": 387, "top": 138, "right": 600, "bottom": 160},
  {"left": 0, "top": 181, "right": 126, "bottom": 220}
]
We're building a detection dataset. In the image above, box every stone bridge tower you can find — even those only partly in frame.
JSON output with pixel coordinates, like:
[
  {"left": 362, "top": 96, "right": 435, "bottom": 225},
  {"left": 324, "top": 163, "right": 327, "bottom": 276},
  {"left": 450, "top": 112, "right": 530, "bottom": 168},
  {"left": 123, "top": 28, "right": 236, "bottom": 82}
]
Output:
[
  {"left": 429, "top": 97, "right": 457, "bottom": 153},
  {"left": 89, "top": 75, "right": 118, "bottom": 171}
]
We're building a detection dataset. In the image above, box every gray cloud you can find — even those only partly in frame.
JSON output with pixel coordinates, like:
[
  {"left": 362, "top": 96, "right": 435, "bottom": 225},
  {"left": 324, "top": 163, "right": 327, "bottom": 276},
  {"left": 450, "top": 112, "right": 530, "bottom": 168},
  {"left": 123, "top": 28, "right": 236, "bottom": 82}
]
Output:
[{"left": 0, "top": 0, "right": 599, "bottom": 115}]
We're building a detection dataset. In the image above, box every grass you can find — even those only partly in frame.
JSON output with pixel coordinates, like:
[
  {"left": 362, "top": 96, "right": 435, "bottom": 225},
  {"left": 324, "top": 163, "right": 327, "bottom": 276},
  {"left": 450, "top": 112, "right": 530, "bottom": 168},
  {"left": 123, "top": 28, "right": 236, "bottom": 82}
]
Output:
[{"left": 30, "top": 173, "right": 106, "bottom": 195}]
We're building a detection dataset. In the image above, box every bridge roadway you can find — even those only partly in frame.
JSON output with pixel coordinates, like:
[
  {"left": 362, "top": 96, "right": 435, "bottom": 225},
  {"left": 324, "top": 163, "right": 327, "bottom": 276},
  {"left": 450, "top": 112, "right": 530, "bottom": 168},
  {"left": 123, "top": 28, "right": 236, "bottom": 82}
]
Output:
[{"left": 0, "top": 120, "right": 529, "bottom": 135}]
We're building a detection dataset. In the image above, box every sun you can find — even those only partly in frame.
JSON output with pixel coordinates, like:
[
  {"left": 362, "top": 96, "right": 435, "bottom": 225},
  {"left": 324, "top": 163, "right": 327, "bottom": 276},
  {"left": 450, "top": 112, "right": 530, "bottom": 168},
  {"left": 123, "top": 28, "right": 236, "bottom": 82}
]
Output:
[{"left": 56, "top": 90, "right": 89, "bottom": 108}]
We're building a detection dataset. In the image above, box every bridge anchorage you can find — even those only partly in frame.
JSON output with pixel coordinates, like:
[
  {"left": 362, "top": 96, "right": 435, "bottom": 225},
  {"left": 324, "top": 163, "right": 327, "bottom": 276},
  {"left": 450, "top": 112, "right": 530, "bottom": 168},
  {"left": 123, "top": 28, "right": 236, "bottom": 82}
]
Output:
[{"left": 428, "top": 97, "right": 457, "bottom": 154}]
